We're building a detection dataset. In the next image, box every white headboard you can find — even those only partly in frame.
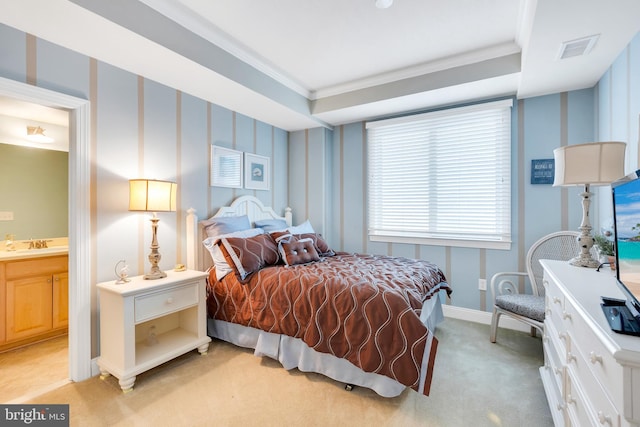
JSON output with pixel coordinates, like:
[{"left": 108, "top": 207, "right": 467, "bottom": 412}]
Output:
[{"left": 186, "top": 195, "right": 292, "bottom": 272}]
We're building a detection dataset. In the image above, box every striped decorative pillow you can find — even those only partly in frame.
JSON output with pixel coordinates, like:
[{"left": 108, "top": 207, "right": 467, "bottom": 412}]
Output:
[{"left": 217, "top": 233, "right": 279, "bottom": 281}]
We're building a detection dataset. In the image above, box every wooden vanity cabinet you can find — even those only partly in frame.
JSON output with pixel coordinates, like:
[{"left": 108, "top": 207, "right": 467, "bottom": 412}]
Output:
[{"left": 0, "top": 255, "right": 68, "bottom": 351}]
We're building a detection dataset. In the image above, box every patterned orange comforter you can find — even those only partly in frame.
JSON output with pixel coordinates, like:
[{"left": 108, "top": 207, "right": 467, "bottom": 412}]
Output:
[{"left": 207, "top": 253, "right": 451, "bottom": 395}]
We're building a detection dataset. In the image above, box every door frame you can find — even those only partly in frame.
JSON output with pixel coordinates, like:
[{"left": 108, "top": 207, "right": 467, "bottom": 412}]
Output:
[{"left": 0, "top": 76, "right": 92, "bottom": 382}]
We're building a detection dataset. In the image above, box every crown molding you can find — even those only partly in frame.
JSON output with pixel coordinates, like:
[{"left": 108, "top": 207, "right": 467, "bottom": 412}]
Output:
[{"left": 139, "top": 0, "right": 311, "bottom": 98}]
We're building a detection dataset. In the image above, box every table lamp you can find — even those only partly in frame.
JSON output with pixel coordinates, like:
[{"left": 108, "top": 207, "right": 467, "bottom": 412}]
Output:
[
  {"left": 129, "top": 179, "right": 177, "bottom": 279},
  {"left": 553, "top": 141, "right": 626, "bottom": 268}
]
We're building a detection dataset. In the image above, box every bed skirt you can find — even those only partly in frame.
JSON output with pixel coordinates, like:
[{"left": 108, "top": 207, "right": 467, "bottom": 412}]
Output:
[{"left": 207, "top": 293, "right": 445, "bottom": 398}]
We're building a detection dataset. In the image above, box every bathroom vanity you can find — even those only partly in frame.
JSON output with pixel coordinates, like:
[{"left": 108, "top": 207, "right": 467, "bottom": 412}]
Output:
[{"left": 0, "top": 247, "right": 69, "bottom": 352}]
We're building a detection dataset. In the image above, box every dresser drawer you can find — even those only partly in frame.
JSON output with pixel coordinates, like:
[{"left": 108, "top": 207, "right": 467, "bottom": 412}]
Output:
[
  {"left": 566, "top": 342, "right": 621, "bottom": 427},
  {"left": 544, "top": 274, "right": 565, "bottom": 325},
  {"left": 134, "top": 282, "right": 199, "bottom": 323},
  {"left": 543, "top": 339, "right": 565, "bottom": 404},
  {"left": 562, "top": 297, "right": 624, "bottom": 407},
  {"left": 566, "top": 370, "right": 620, "bottom": 427}
]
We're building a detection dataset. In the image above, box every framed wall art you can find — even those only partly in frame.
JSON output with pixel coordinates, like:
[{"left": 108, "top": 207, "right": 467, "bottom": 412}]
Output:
[
  {"left": 211, "top": 145, "right": 243, "bottom": 188},
  {"left": 244, "top": 153, "right": 270, "bottom": 191},
  {"left": 531, "top": 158, "right": 555, "bottom": 185}
]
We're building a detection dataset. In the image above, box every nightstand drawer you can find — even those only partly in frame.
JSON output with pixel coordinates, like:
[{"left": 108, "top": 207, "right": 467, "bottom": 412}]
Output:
[{"left": 135, "top": 282, "right": 198, "bottom": 323}]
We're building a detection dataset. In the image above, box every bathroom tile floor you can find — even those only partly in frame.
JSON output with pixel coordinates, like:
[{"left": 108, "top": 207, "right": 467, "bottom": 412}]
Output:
[{"left": 0, "top": 335, "right": 69, "bottom": 403}]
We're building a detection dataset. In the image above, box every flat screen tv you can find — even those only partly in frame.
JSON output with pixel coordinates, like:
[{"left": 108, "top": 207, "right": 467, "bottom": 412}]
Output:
[{"left": 603, "top": 170, "right": 640, "bottom": 336}]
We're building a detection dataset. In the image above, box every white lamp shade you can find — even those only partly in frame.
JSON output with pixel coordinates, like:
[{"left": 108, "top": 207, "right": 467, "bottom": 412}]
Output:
[
  {"left": 553, "top": 141, "right": 626, "bottom": 186},
  {"left": 129, "top": 179, "right": 177, "bottom": 212}
]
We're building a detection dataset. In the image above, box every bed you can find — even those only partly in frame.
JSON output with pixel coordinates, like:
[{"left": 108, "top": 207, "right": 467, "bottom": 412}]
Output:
[{"left": 185, "top": 196, "right": 451, "bottom": 398}]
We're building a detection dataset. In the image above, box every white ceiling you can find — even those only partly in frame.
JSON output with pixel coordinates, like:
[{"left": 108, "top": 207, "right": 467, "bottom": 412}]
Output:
[
  {"left": 1, "top": 0, "right": 640, "bottom": 132},
  {"left": 0, "top": 96, "right": 69, "bottom": 152}
]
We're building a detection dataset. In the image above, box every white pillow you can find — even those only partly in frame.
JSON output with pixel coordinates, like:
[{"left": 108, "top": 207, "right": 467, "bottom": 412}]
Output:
[
  {"left": 203, "top": 228, "right": 264, "bottom": 280},
  {"left": 254, "top": 218, "right": 288, "bottom": 232},
  {"left": 287, "top": 219, "right": 314, "bottom": 234}
]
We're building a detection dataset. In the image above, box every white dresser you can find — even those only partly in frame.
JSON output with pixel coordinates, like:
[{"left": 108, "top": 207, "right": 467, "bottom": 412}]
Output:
[
  {"left": 97, "top": 269, "right": 211, "bottom": 392},
  {"left": 540, "top": 260, "right": 640, "bottom": 426}
]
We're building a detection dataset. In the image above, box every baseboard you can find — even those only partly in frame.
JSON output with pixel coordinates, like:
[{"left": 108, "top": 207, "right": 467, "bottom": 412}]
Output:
[
  {"left": 91, "top": 357, "right": 100, "bottom": 377},
  {"left": 442, "top": 305, "right": 531, "bottom": 334}
]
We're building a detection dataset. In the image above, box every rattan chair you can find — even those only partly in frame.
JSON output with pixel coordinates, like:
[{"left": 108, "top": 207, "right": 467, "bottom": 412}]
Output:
[{"left": 489, "top": 231, "right": 586, "bottom": 343}]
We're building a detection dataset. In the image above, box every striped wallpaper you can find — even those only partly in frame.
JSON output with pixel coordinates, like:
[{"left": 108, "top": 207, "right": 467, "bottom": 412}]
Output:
[
  {"left": 0, "top": 23, "right": 288, "bottom": 357},
  {"left": 1, "top": 19, "right": 639, "bottom": 355},
  {"left": 290, "top": 28, "right": 640, "bottom": 315},
  {"left": 291, "top": 92, "right": 602, "bottom": 314}
]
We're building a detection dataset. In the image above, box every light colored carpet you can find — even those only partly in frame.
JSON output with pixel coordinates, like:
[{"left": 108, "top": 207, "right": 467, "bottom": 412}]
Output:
[
  {"left": 0, "top": 335, "right": 69, "bottom": 403},
  {"left": 22, "top": 318, "right": 553, "bottom": 427}
]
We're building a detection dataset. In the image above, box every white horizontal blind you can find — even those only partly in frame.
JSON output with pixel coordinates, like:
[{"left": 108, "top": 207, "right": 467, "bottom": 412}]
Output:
[{"left": 366, "top": 99, "right": 512, "bottom": 248}]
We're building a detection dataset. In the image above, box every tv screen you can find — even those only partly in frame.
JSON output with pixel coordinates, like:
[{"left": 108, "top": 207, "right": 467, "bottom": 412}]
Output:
[{"left": 606, "top": 170, "right": 640, "bottom": 335}]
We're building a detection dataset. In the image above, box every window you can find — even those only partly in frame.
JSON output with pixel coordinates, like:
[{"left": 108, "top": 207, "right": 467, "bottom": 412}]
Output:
[{"left": 366, "top": 99, "right": 512, "bottom": 250}]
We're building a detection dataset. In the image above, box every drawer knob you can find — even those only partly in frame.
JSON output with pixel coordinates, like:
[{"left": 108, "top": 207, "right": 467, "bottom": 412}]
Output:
[
  {"left": 166, "top": 297, "right": 174, "bottom": 304},
  {"left": 597, "top": 411, "right": 612, "bottom": 425},
  {"left": 553, "top": 367, "right": 562, "bottom": 375},
  {"left": 590, "top": 351, "right": 603, "bottom": 364},
  {"left": 567, "top": 352, "right": 577, "bottom": 363},
  {"left": 556, "top": 402, "right": 566, "bottom": 411},
  {"left": 562, "top": 311, "right": 572, "bottom": 321},
  {"left": 558, "top": 332, "right": 567, "bottom": 341},
  {"left": 567, "top": 394, "right": 576, "bottom": 405},
  {"left": 553, "top": 296, "right": 562, "bottom": 305}
]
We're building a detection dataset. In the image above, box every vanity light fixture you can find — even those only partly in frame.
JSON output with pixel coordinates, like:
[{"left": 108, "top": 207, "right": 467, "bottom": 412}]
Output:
[
  {"left": 129, "top": 179, "right": 177, "bottom": 279},
  {"left": 26, "top": 126, "right": 54, "bottom": 143}
]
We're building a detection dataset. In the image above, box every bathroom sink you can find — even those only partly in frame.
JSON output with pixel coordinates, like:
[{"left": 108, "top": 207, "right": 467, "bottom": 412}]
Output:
[
  {"left": 0, "top": 246, "right": 69, "bottom": 259},
  {"left": 13, "top": 246, "right": 68, "bottom": 254}
]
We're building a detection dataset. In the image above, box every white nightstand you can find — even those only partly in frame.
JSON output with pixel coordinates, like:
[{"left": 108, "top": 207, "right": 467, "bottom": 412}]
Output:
[{"left": 97, "top": 269, "right": 211, "bottom": 392}]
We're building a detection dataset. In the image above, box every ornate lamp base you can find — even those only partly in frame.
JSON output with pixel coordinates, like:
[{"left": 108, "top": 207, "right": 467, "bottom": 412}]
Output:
[
  {"left": 570, "top": 185, "right": 599, "bottom": 269},
  {"left": 569, "top": 255, "right": 600, "bottom": 268},
  {"left": 143, "top": 215, "right": 167, "bottom": 280}
]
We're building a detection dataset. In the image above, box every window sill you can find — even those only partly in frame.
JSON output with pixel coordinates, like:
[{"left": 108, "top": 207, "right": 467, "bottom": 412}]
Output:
[{"left": 369, "top": 235, "right": 511, "bottom": 250}]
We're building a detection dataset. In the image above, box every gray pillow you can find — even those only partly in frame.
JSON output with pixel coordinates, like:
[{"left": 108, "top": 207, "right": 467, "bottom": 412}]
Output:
[
  {"left": 254, "top": 218, "right": 288, "bottom": 232},
  {"left": 201, "top": 215, "right": 251, "bottom": 238}
]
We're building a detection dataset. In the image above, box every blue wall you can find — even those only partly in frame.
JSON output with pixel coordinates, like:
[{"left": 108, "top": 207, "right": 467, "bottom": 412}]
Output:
[
  {"left": 291, "top": 28, "right": 640, "bottom": 315},
  {"left": 0, "top": 23, "right": 289, "bottom": 280},
  {"left": 0, "top": 23, "right": 289, "bottom": 355},
  {"left": 290, "top": 90, "right": 600, "bottom": 313}
]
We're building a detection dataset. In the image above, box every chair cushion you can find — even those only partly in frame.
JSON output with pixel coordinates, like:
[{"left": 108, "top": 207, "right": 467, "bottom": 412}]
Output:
[{"left": 495, "top": 294, "right": 545, "bottom": 322}]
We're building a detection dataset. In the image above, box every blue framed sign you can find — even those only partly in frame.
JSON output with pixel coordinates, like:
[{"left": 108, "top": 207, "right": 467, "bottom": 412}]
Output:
[{"left": 531, "top": 159, "right": 555, "bottom": 185}]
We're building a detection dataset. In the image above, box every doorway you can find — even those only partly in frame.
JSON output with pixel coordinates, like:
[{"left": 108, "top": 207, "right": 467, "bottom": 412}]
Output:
[{"left": 0, "top": 76, "right": 92, "bottom": 385}]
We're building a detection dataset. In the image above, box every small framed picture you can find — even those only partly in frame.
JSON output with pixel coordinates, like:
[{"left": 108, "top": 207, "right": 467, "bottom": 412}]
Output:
[
  {"left": 211, "top": 145, "right": 243, "bottom": 188},
  {"left": 244, "top": 153, "right": 270, "bottom": 191},
  {"left": 531, "top": 159, "right": 555, "bottom": 185}
]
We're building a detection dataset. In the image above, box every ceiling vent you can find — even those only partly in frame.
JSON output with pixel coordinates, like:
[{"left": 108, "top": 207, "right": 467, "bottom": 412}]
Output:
[{"left": 558, "top": 34, "right": 600, "bottom": 59}]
